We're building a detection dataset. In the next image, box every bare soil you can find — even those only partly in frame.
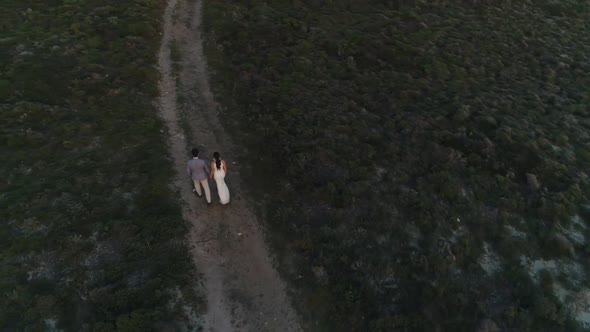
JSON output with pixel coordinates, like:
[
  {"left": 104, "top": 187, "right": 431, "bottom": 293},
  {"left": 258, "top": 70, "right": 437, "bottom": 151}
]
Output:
[{"left": 157, "top": 0, "right": 302, "bottom": 331}]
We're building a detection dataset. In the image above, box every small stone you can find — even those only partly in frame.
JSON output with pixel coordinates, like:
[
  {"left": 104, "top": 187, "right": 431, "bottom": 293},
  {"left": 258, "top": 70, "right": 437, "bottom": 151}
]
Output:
[
  {"left": 477, "top": 319, "right": 499, "bottom": 332},
  {"left": 478, "top": 115, "right": 498, "bottom": 128},
  {"left": 551, "top": 233, "right": 575, "bottom": 258},
  {"left": 452, "top": 106, "right": 470, "bottom": 122},
  {"left": 312, "top": 266, "right": 327, "bottom": 282},
  {"left": 526, "top": 173, "right": 541, "bottom": 191},
  {"left": 537, "top": 138, "right": 551, "bottom": 147}
]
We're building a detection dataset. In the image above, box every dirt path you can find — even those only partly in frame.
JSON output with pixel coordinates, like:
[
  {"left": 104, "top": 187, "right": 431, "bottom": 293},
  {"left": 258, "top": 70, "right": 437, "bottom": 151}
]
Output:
[{"left": 157, "top": 0, "right": 302, "bottom": 331}]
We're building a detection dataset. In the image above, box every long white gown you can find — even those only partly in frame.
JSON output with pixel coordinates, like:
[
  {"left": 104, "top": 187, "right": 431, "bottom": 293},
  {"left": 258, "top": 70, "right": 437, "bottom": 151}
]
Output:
[{"left": 213, "top": 162, "right": 230, "bottom": 205}]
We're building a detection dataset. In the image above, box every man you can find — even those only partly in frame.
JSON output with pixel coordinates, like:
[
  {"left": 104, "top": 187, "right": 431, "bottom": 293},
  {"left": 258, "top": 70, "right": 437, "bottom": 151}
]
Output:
[{"left": 186, "top": 148, "right": 211, "bottom": 205}]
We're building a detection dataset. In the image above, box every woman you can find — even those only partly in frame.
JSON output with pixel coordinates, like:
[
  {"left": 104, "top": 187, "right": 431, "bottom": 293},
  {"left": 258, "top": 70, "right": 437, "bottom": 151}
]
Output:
[{"left": 209, "top": 152, "right": 230, "bottom": 205}]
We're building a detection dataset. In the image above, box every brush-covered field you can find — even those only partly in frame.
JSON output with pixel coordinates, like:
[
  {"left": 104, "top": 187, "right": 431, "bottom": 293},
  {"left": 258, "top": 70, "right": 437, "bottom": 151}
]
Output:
[
  {"left": 203, "top": 1, "right": 590, "bottom": 330},
  {"left": 1, "top": 0, "right": 199, "bottom": 330}
]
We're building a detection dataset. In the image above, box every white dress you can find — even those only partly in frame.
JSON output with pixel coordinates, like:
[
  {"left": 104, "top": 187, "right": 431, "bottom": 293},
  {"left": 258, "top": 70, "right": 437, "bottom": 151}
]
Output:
[{"left": 213, "top": 162, "right": 230, "bottom": 204}]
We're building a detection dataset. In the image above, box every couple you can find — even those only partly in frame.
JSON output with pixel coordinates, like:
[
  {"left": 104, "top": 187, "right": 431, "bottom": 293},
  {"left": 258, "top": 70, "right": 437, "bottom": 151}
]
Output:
[{"left": 186, "top": 148, "right": 230, "bottom": 206}]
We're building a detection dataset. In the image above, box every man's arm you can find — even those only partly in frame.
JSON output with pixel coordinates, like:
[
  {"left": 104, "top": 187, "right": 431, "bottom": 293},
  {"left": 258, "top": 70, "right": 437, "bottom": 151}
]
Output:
[
  {"left": 204, "top": 159, "right": 211, "bottom": 174},
  {"left": 186, "top": 162, "right": 191, "bottom": 177}
]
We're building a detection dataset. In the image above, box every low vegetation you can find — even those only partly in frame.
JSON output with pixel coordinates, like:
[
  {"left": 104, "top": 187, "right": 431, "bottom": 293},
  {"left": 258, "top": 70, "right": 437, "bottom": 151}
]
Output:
[
  {"left": 203, "top": 1, "right": 590, "bottom": 330},
  {"left": 1, "top": 0, "right": 199, "bottom": 330}
]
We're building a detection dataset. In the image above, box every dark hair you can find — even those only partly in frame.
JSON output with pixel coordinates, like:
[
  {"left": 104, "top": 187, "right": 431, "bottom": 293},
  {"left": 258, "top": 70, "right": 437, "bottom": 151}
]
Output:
[
  {"left": 191, "top": 148, "right": 199, "bottom": 157},
  {"left": 213, "top": 152, "right": 221, "bottom": 170}
]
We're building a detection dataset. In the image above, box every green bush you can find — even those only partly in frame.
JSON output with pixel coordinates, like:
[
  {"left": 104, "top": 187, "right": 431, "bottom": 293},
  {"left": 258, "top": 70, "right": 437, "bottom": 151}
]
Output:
[
  {"left": 204, "top": 0, "right": 590, "bottom": 330},
  {"left": 1, "top": 0, "right": 200, "bottom": 329}
]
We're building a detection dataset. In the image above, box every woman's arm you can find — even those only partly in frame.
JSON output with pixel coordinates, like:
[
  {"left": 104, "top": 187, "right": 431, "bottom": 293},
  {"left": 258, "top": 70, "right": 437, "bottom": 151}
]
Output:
[
  {"left": 209, "top": 162, "right": 215, "bottom": 178},
  {"left": 223, "top": 161, "right": 228, "bottom": 173}
]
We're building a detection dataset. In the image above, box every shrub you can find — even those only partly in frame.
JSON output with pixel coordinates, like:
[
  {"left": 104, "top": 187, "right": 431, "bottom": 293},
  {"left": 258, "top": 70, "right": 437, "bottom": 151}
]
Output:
[{"left": 204, "top": 0, "right": 590, "bottom": 330}]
